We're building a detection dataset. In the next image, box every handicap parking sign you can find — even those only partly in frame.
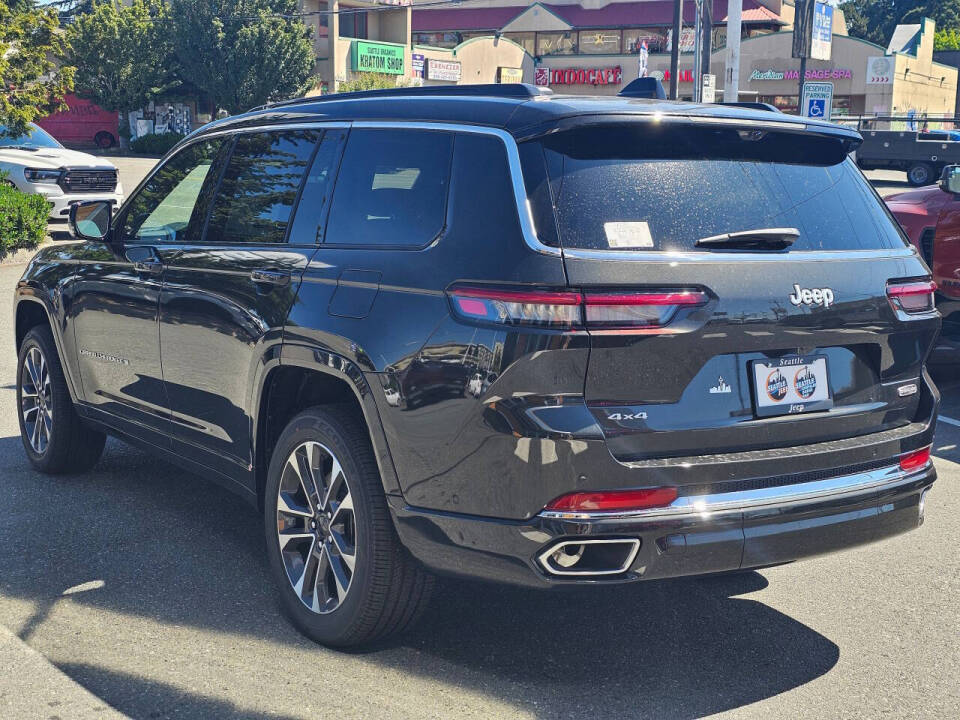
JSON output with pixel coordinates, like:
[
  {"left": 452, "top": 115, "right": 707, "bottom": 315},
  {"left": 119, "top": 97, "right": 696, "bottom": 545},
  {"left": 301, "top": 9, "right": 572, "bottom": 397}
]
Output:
[{"left": 801, "top": 82, "right": 833, "bottom": 121}]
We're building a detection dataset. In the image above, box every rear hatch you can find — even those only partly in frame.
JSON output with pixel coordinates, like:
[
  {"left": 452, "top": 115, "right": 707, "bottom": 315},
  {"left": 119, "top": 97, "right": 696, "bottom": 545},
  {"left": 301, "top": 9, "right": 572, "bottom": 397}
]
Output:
[{"left": 520, "top": 119, "right": 939, "bottom": 462}]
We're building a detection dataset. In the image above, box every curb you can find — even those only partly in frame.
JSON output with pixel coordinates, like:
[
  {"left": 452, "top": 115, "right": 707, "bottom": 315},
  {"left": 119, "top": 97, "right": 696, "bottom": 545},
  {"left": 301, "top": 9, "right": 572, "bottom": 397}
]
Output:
[{"left": 0, "top": 624, "right": 128, "bottom": 719}]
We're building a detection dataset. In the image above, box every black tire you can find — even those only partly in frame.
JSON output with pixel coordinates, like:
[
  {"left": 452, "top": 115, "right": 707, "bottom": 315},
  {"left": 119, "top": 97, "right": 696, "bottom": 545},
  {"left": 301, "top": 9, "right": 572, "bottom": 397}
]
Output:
[
  {"left": 907, "top": 162, "right": 934, "bottom": 187},
  {"left": 17, "top": 326, "right": 106, "bottom": 474},
  {"left": 264, "top": 405, "right": 433, "bottom": 647},
  {"left": 94, "top": 131, "right": 116, "bottom": 149}
]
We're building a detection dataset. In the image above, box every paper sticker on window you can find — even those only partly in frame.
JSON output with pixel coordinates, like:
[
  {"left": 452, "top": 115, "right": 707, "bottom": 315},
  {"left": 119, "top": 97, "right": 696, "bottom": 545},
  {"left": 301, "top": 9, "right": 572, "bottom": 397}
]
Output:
[{"left": 603, "top": 221, "right": 654, "bottom": 248}]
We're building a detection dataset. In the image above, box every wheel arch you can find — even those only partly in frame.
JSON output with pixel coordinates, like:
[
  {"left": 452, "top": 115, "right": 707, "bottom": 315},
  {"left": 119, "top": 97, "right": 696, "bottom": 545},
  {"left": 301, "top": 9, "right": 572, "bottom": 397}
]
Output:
[
  {"left": 254, "top": 346, "right": 403, "bottom": 511},
  {"left": 14, "top": 294, "right": 83, "bottom": 405}
]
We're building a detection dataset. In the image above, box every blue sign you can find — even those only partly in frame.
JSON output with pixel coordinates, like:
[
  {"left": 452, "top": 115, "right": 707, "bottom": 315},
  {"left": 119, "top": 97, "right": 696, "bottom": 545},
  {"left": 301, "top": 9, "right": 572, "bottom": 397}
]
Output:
[
  {"left": 807, "top": 98, "right": 826, "bottom": 118},
  {"left": 811, "top": 2, "right": 833, "bottom": 61}
]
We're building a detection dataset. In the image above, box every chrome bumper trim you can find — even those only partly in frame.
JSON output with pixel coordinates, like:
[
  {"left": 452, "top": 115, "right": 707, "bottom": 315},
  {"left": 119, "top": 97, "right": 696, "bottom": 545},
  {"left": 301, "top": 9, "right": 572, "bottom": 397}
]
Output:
[{"left": 538, "top": 461, "right": 933, "bottom": 521}]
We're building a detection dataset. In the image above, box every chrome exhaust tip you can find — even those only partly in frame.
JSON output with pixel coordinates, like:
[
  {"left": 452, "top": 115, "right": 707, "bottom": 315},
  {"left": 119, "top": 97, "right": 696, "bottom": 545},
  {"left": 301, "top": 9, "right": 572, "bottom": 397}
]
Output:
[
  {"left": 919, "top": 488, "right": 929, "bottom": 526},
  {"left": 537, "top": 538, "right": 641, "bottom": 577}
]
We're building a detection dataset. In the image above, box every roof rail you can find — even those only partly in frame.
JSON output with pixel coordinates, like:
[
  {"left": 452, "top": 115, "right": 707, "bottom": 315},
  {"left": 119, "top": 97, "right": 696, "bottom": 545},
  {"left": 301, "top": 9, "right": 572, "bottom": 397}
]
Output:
[{"left": 256, "top": 83, "right": 553, "bottom": 110}]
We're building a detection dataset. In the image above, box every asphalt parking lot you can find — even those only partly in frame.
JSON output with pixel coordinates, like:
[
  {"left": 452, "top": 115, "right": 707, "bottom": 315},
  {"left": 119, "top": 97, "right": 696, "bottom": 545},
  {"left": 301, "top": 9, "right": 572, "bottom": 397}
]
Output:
[{"left": 1, "top": 166, "right": 959, "bottom": 719}]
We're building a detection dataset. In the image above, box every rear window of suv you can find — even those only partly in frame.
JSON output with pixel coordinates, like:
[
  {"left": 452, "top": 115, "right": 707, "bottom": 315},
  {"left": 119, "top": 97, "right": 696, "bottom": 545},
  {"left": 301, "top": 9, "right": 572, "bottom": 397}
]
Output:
[{"left": 525, "top": 124, "right": 907, "bottom": 252}]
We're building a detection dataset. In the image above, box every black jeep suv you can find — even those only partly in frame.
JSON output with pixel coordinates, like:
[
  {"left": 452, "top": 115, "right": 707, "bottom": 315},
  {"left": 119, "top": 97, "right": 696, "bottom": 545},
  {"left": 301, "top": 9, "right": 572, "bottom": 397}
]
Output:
[{"left": 13, "top": 85, "right": 940, "bottom": 647}]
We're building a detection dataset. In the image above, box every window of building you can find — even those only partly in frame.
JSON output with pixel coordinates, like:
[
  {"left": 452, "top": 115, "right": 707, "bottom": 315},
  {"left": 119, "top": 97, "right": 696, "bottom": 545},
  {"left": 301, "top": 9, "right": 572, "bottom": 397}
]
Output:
[
  {"left": 413, "top": 31, "right": 462, "bottom": 48},
  {"left": 502, "top": 32, "right": 535, "bottom": 56},
  {"left": 536, "top": 31, "right": 575, "bottom": 56},
  {"left": 122, "top": 138, "right": 227, "bottom": 244},
  {"left": 207, "top": 130, "right": 320, "bottom": 245},
  {"left": 624, "top": 28, "right": 669, "bottom": 54},
  {"left": 578, "top": 29, "right": 621, "bottom": 55},
  {"left": 340, "top": 10, "right": 368, "bottom": 40},
  {"left": 325, "top": 129, "right": 453, "bottom": 247}
]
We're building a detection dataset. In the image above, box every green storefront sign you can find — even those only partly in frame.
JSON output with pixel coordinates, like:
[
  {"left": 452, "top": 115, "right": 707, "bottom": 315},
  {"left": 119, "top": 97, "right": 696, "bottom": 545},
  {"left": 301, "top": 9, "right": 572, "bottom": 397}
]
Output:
[{"left": 351, "top": 41, "right": 404, "bottom": 75}]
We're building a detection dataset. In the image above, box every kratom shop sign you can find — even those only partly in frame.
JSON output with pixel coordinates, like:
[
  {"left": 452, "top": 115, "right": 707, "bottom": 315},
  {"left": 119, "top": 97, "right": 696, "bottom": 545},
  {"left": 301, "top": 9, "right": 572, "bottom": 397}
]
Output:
[
  {"left": 352, "top": 41, "right": 404, "bottom": 75},
  {"left": 749, "top": 67, "right": 853, "bottom": 82}
]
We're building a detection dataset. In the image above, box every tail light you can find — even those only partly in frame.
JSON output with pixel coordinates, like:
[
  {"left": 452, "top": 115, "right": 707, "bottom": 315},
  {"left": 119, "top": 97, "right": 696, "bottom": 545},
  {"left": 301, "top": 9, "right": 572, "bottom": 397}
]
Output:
[
  {"left": 448, "top": 286, "right": 708, "bottom": 331},
  {"left": 899, "top": 446, "right": 931, "bottom": 472},
  {"left": 887, "top": 280, "right": 936, "bottom": 315},
  {"left": 544, "top": 487, "right": 679, "bottom": 513}
]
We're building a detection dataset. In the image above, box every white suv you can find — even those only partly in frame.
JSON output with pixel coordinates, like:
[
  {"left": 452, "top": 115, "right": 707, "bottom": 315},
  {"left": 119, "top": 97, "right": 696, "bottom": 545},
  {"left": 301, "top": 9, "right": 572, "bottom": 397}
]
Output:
[{"left": 1, "top": 123, "right": 123, "bottom": 222}]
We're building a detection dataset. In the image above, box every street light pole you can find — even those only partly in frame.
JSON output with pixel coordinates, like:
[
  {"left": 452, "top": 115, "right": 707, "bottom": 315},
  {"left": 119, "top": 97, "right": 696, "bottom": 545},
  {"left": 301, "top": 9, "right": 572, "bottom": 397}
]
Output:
[{"left": 723, "top": 0, "right": 742, "bottom": 102}]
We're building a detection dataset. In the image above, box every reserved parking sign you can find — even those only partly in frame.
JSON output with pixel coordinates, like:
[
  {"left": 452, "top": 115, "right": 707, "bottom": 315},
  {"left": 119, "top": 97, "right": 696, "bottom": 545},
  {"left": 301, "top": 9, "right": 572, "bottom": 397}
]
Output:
[{"left": 801, "top": 81, "right": 834, "bottom": 120}]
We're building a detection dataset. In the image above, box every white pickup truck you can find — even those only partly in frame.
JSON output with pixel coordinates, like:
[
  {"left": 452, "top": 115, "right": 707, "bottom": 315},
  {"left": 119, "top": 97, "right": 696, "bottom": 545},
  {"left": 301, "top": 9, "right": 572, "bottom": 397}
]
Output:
[{"left": 1, "top": 123, "right": 123, "bottom": 223}]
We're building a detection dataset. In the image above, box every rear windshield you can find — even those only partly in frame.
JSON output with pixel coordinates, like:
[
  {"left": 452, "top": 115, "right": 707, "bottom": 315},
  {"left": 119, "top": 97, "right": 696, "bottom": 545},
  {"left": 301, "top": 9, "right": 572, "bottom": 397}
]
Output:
[{"left": 524, "top": 124, "right": 906, "bottom": 252}]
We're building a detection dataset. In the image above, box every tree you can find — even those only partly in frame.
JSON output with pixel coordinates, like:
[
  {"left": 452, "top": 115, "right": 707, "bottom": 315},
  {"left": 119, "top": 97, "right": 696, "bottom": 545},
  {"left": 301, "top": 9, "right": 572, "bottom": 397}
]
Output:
[
  {"left": 169, "top": 0, "right": 315, "bottom": 116},
  {"left": 841, "top": 1, "right": 960, "bottom": 47},
  {"left": 936, "top": 28, "right": 960, "bottom": 50},
  {"left": 0, "top": 0, "right": 74, "bottom": 136},
  {"left": 67, "top": 0, "right": 178, "bottom": 144}
]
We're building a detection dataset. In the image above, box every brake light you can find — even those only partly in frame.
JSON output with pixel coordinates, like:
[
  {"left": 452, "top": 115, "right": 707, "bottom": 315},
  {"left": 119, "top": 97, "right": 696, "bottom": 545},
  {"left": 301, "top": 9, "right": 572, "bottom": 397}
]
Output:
[
  {"left": 544, "top": 487, "right": 679, "bottom": 513},
  {"left": 899, "top": 446, "right": 931, "bottom": 472},
  {"left": 448, "top": 286, "right": 708, "bottom": 331},
  {"left": 584, "top": 291, "right": 709, "bottom": 330},
  {"left": 887, "top": 280, "right": 936, "bottom": 314}
]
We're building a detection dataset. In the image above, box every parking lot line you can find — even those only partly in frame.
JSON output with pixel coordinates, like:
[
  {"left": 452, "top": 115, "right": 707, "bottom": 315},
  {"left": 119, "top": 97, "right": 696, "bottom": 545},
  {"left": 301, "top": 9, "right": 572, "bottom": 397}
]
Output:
[{"left": 938, "top": 415, "right": 960, "bottom": 428}]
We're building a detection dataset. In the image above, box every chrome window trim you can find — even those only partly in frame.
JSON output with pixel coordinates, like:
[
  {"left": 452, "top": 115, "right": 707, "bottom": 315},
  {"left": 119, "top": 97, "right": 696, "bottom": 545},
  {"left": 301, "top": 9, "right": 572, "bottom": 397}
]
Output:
[
  {"left": 561, "top": 247, "right": 919, "bottom": 263},
  {"left": 351, "top": 120, "right": 561, "bottom": 256},
  {"left": 538, "top": 461, "right": 932, "bottom": 521}
]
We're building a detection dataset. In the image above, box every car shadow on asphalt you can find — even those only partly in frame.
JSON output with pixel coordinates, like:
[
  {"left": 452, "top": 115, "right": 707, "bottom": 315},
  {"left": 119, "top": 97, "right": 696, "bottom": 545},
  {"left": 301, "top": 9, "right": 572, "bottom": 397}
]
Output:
[{"left": 0, "top": 435, "right": 840, "bottom": 719}]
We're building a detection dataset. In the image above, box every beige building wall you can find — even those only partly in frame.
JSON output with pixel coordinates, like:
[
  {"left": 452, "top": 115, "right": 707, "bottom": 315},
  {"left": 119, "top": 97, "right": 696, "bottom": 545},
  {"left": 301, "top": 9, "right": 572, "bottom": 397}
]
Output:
[{"left": 888, "top": 19, "right": 958, "bottom": 116}]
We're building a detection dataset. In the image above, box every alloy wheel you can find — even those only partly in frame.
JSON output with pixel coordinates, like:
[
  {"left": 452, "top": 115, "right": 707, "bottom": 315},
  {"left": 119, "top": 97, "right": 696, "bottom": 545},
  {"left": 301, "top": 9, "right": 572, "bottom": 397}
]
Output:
[
  {"left": 20, "top": 346, "right": 52, "bottom": 454},
  {"left": 276, "top": 441, "right": 357, "bottom": 614}
]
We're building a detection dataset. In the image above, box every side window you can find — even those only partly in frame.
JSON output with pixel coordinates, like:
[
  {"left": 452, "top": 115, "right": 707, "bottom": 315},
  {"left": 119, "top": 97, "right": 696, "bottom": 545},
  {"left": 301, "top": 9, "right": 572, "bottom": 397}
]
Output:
[
  {"left": 325, "top": 129, "right": 453, "bottom": 247},
  {"left": 287, "top": 129, "right": 346, "bottom": 244},
  {"left": 206, "top": 129, "right": 320, "bottom": 244},
  {"left": 122, "top": 138, "right": 226, "bottom": 244}
]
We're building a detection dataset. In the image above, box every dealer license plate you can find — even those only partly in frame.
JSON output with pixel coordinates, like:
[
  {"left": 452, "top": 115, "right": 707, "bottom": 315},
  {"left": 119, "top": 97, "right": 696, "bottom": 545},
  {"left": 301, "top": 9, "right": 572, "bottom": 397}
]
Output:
[{"left": 751, "top": 355, "right": 833, "bottom": 417}]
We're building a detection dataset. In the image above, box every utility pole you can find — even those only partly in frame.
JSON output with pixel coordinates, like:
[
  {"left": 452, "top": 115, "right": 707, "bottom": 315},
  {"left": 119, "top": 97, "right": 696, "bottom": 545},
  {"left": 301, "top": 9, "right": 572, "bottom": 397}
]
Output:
[
  {"left": 693, "top": 0, "right": 702, "bottom": 101},
  {"left": 723, "top": 0, "right": 742, "bottom": 102},
  {"left": 670, "top": 0, "right": 682, "bottom": 100},
  {"left": 701, "top": 0, "right": 712, "bottom": 78}
]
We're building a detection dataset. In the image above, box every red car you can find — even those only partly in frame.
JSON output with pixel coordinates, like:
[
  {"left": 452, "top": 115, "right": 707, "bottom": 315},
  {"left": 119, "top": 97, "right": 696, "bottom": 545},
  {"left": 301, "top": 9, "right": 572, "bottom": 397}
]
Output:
[
  {"left": 886, "top": 166, "right": 960, "bottom": 336},
  {"left": 35, "top": 93, "right": 118, "bottom": 149}
]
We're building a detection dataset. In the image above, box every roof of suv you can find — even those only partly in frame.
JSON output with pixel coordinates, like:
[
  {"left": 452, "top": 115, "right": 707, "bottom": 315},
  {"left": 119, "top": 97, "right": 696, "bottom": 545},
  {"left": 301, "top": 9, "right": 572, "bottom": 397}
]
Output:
[{"left": 190, "top": 84, "right": 861, "bottom": 146}]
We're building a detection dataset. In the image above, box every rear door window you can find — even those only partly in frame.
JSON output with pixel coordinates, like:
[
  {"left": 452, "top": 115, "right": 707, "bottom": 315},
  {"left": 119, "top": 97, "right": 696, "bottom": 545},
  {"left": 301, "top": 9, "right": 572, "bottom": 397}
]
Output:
[
  {"left": 206, "top": 129, "right": 320, "bottom": 244},
  {"left": 529, "top": 124, "right": 907, "bottom": 252},
  {"left": 324, "top": 128, "right": 453, "bottom": 247}
]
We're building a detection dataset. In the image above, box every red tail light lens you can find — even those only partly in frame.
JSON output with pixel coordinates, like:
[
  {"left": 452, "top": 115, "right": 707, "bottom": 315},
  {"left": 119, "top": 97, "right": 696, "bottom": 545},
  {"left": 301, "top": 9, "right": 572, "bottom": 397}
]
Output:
[
  {"left": 448, "top": 286, "right": 708, "bottom": 331},
  {"left": 545, "top": 487, "right": 679, "bottom": 513},
  {"left": 584, "top": 291, "right": 709, "bottom": 330},
  {"left": 899, "top": 446, "right": 931, "bottom": 472},
  {"left": 449, "top": 287, "right": 583, "bottom": 328},
  {"left": 887, "top": 280, "right": 936, "bottom": 314}
]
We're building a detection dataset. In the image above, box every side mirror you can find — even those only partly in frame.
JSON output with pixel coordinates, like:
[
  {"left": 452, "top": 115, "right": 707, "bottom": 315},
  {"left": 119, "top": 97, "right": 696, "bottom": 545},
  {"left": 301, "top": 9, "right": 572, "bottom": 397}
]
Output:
[
  {"left": 69, "top": 200, "right": 113, "bottom": 240},
  {"left": 940, "top": 165, "right": 960, "bottom": 195}
]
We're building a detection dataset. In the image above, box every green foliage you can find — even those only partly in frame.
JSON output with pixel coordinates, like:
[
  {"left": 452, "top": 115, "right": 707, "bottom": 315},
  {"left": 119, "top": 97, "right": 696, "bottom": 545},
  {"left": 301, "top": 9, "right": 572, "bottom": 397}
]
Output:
[
  {"left": 67, "top": 0, "right": 179, "bottom": 119},
  {"left": 935, "top": 28, "right": 960, "bottom": 50},
  {"left": 336, "top": 73, "right": 409, "bottom": 93},
  {"left": 169, "top": 0, "right": 315, "bottom": 115},
  {"left": 841, "top": 1, "right": 960, "bottom": 47},
  {"left": 130, "top": 131, "right": 186, "bottom": 156},
  {"left": 0, "top": 0, "right": 74, "bottom": 137},
  {"left": 0, "top": 179, "right": 49, "bottom": 254}
]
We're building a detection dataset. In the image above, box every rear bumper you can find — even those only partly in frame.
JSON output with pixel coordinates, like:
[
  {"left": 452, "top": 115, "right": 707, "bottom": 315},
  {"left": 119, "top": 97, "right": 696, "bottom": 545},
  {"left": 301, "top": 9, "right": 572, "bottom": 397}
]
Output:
[{"left": 391, "top": 461, "right": 935, "bottom": 588}]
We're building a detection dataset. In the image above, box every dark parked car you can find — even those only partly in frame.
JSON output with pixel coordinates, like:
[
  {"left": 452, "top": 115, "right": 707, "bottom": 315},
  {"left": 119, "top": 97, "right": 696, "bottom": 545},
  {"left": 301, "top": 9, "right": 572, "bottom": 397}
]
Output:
[{"left": 13, "top": 85, "right": 939, "bottom": 648}]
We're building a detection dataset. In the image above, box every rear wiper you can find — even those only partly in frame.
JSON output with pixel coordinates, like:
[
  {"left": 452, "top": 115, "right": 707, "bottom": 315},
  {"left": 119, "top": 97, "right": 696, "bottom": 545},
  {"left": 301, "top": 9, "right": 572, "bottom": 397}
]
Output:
[{"left": 695, "top": 227, "right": 800, "bottom": 250}]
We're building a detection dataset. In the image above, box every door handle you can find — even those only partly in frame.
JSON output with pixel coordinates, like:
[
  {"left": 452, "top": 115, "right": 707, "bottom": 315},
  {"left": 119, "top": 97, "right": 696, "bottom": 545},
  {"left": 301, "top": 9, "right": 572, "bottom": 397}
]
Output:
[
  {"left": 251, "top": 269, "right": 291, "bottom": 287},
  {"left": 134, "top": 260, "right": 164, "bottom": 276}
]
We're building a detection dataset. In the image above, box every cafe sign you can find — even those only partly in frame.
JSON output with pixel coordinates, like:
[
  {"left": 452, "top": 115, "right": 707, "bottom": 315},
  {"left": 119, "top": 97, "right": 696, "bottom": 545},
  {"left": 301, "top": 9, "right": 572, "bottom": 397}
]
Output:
[
  {"left": 351, "top": 41, "right": 404, "bottom": 75},
  {"left": 538, "top": 66, "right": 623, "bottom": 86}
]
